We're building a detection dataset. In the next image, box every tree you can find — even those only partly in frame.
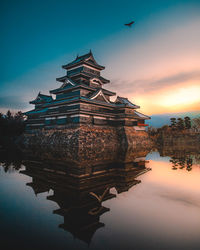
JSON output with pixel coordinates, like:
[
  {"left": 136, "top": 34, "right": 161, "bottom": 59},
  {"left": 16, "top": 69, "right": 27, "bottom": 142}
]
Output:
[
  {"left": 192, "top": 117, "right": 200, "bottom": 130},
  {"left": 0, "top": 113, "right": 5, "bottom": 136},
  {"left": 186, "top": 158, "right": 193, "bottom": 171},
  {"left": 170, "top": 157, "right": 179, "bottom": 170},
  {"left": 0, "top": 110, "right": 25, "bottom": 139},
  {"left": 184, "top": 116, "right": 191, "bottom": 129},
  {"left": 170, "top": 118, "right": 177, "bottom": 129},
  {"left": 14, "top": 111, "right": 24, "bottom": 121},
  {"left": 6, "top": 110, "right": 12, "bottom": 119},
  {"left": 178, "top": 157, "right": 186, "bottom": 169},
  {"left": 161, "top": 125, "right": 170, "bottom": 131},
  {"left": 177, "top": 118, "right": 184, "bottom": 130}
]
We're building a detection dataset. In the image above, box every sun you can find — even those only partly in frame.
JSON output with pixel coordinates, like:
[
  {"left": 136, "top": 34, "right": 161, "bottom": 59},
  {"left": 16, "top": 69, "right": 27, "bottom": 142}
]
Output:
[{"left": 160, "top": 84, "right": 200, "bottom": 108}]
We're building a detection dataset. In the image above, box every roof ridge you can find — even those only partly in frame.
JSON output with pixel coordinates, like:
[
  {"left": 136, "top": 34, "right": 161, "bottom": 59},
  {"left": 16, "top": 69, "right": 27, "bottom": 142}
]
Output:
[
  {"left": 134, "top": 110, "right": 151, "bottom": 119},
  {"left": 39, "top": 93, "right": 52, "bottom": 97},
  {"left": 77, "top": 51, "right": 91, "bottom": 59},
  {"left": 117, "top": 96, "right": 128, "bottom": 99},
  {"left": 62, "top": 51, "right": 105, "bottom": 70}
]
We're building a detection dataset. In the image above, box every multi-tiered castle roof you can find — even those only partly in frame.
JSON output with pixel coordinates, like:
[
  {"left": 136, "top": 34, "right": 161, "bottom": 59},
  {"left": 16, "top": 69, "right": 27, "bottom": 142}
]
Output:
[{"left": 24, "top": 51, "right": 150, "bottom": 130}]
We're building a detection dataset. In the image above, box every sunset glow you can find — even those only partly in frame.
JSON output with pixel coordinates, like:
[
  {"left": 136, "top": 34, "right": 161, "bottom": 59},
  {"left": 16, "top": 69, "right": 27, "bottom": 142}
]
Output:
[
  {"left": 161, "top": 85, "right": 200, "bottom": 108},
  {"left": 1, "top": 2, "right": 200, "bottom": 250},
  {"left": 104, "top": 12, "right": 200, "bottom": 115},
  {"left": 0, "top": 0, "right": 200, "bottom": 119},
  {"left": 135, "top": 83, "right": 200, "bottom": 114}
]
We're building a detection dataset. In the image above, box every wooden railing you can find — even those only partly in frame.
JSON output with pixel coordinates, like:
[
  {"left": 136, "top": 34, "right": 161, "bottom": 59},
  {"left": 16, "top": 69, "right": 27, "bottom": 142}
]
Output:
[{"left": 138, "top": 123, "right": 148, "bottom": 127}]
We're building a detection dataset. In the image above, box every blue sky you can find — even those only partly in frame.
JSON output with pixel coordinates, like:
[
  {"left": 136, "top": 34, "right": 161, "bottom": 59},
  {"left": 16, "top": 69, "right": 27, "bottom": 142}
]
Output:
[{"left": 0, "top": 0, "right": 200, "bottom": 115}]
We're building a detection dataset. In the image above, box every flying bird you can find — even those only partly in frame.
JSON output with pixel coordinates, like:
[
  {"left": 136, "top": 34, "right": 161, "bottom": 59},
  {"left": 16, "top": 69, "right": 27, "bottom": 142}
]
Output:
[{"left": 124, "top": 21, "right": 135, "bottom": 27}]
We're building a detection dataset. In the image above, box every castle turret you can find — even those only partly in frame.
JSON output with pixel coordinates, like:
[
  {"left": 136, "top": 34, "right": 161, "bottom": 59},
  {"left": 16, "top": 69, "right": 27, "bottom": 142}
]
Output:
[{"left": 59, "top": 50, "right": 109, "bottom": 86}]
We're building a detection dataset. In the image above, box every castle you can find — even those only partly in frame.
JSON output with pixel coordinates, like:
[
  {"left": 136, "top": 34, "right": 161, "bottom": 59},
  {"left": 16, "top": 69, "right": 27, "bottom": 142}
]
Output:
[{"left": 24, "top": 51, "right": 150, "bottom": 130}]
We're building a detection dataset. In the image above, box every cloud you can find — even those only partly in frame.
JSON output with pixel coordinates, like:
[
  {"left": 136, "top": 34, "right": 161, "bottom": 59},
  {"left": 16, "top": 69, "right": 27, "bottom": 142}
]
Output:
[
  {"left": 151, "top": 71, "right": 200, "bottom": 86},
  {"left": 141, "top": 71, "right": 200, "bottom": 93},
  {"left": 104, "top": 15, "right": 200, "bottom": 102},
  {"left": 0, "top": 8, "right": 199, "bottom": 115},
  {"left": 108, "top": 70, "right": 200, "bottom": 95}
]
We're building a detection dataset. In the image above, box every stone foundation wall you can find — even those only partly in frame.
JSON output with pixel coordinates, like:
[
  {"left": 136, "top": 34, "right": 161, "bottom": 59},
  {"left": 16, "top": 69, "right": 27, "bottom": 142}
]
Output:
[
  {"left": 119, "top": 127, "right": 154, "bottom": 162},
  {"left": 157, "top": 131, "right": 200, "bottom": 149},
  {"left": 19, "top": 124, "right": 154, "bottom": 174}
]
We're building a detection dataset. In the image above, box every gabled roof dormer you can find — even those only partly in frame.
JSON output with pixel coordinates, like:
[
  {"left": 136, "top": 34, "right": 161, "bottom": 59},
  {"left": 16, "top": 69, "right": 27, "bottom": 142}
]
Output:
[
  {"left": 30, "top": 92, "right": 53, "bottom": 105},
  {"left": 115, "top": 96, "right": 140, "bottom": 109},
  {"left": 50, "top": 77, "right": 77, "bottom": 95},
  {"left": 89, "top": 89, "right": 110, "bottom": 103},
  {"left": 62, "top": 77, "right": 76, "bottom": 87},
  {"left": 133, "top": 110, "right": 151, "bottom": 120}
]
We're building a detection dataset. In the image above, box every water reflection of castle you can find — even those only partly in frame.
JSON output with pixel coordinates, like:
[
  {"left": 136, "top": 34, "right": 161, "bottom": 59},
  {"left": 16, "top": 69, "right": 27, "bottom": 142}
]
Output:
[{"left": 20, "top": 158, "right": 150, "bottom": 244}]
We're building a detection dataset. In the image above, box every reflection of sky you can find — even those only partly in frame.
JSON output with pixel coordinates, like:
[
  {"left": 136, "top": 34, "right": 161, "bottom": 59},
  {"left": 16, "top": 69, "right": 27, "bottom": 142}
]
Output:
[
  {"left": 99, "top": 153, "right": 200, "bottom": 250},
  {"left": 0, "top": 0, "right": 200, "bottom": 115},
  {"left": 146, "top": 151, "right": 170, "bottom": 162},
  {"left": 0, "top": 166, "right": 82, "bottom": 250},
  {"left": 1, "top": 152, "right": 200, "bottom": 249}
]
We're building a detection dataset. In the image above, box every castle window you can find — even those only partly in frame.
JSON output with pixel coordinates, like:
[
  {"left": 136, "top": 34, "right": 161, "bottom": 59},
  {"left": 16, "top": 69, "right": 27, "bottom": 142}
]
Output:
[{"left": 83, "top": 67, "right": 100, "bottom": 76}]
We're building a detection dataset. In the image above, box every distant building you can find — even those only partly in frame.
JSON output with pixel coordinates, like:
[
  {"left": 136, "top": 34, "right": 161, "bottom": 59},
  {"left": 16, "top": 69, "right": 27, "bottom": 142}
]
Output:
[{"left": 24, "top": 51, "right": 150, "bottom": 130}]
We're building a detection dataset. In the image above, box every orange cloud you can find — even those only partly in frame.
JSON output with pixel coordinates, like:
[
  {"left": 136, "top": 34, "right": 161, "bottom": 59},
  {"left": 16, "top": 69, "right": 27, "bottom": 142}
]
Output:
[{"left": 134, "top": 80, "right": 200, "bottom": 114}]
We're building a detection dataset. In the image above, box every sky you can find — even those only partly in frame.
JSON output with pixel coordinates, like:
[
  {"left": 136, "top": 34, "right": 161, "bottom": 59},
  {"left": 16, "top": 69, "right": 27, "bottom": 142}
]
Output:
[{"left": 0, "top": 0, "right": 200, "bottom": 116}]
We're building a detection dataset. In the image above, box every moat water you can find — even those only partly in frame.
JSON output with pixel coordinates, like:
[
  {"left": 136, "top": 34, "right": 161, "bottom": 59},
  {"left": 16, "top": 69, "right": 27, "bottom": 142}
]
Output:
[{"left": 0, "top": 149, "right": 200, "bottom": 250}]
